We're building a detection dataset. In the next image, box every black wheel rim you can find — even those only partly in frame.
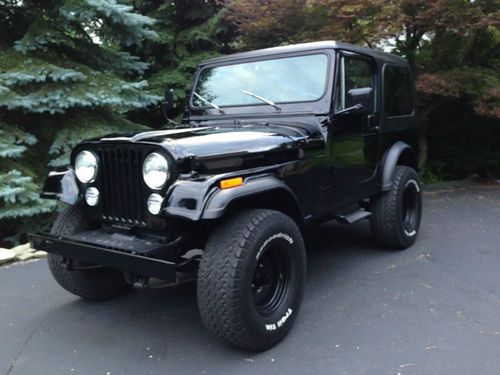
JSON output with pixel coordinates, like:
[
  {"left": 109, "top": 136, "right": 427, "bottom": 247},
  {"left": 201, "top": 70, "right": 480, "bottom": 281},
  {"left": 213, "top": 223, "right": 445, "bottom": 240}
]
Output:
[
  {"left": 401, "top": 180, "right": 420, "bottom": 236},
  {"left": 252, "top": 244, "right": 290, "bottom": 316}
]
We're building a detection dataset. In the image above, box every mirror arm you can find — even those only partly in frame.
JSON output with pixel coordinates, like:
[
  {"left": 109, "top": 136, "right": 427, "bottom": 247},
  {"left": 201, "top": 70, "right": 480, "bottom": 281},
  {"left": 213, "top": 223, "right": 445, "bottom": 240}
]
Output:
[
  {"left": 167, "top": 117, "right": 182, "bottom": 127},
  {"left": 333, "top": 103, "right": 363, "bottom": 117}
]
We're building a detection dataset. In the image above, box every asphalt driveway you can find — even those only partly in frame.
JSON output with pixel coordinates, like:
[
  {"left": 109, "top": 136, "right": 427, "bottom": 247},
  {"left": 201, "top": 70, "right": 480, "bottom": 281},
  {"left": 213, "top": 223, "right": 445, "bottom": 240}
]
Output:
[{"left": 1, "top": 185, "right": 499, "bottom": 375}]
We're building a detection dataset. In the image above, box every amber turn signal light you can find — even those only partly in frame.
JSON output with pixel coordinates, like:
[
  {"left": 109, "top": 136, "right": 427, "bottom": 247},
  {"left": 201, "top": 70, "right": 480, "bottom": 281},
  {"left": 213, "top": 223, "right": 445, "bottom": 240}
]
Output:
[{"left": 220, "top": 177, "right": 243, "bottom": 189}]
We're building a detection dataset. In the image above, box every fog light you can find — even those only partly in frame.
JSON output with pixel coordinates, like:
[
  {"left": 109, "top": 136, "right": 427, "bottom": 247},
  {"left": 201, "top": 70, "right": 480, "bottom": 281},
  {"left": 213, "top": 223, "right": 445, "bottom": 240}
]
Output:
[
  {"left": 85, "top": 187, "right": 99, "bottom": 206},
  {"left": 147, "top": 193, "right": 164, "bottom": 215}
]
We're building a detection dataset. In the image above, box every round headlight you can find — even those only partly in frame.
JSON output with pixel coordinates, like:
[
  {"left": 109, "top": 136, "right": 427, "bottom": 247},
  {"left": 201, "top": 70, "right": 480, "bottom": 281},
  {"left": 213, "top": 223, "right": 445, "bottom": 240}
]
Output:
[
  {"left": 143, "top": 152, "right": 169, "bottom": 190},
  {"left": 85, "top": 187, "right": 99, "bottom": 206},
  {"left": 75, "top": 150, "right": 98, "bottom": 183},
  {"left": 147, "top": 193, "right": 164, "bottom": 215}
]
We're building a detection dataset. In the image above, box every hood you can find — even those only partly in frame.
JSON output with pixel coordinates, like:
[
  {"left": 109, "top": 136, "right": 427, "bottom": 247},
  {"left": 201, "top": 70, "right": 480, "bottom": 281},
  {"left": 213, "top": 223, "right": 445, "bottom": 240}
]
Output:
[
  {"left": 79, "top": 121, "right": 326, "bottom": 174},
  {"left": 98, "top": 121, "right": 323, "bottom": 162}
]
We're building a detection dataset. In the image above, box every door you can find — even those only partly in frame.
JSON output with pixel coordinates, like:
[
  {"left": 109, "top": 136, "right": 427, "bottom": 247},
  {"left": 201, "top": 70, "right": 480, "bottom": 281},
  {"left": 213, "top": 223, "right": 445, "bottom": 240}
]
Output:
[{"left": 329, "top": 52, "right": 379, "bottom": 189}]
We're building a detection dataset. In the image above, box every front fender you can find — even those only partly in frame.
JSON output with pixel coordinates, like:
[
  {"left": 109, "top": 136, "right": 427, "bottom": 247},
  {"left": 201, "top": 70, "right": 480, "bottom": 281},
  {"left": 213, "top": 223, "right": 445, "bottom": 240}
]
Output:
[
  {"left": 164, "top": 174, "right": 301, "bottom": 221},
  {"left": 41, "top": 168, "right": 79, "bottom": 205},
  {"left": 201, "top": 175, "right": 300, "bottom": 219},
  {"left": 164, "top": 178, "right": 216, "bottom": 221}
]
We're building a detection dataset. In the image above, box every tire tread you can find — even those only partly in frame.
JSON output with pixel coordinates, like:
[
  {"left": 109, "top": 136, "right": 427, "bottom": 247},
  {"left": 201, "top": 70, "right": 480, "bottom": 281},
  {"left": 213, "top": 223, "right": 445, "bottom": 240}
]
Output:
[
  {"left": 370, "top": 166, "right": 421, "bottom": 249},
  {"left": 197, "top": 209, "right": 304, "bottom": 351},
  {"left": 48, "top": 206, "right": 131, "bottom": 301}
]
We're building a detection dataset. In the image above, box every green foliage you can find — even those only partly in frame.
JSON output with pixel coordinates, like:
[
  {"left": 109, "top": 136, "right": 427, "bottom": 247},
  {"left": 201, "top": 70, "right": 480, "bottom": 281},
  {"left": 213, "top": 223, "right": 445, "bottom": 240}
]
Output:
[
  {"left": 0, "top": 170, "right": 57, "bottom": 220},
  {"left": 0, "top": 118, "right": 57, "bottom": 236},
  {"left": 0, "top": 122, "right": 36, "bottom": 159},
  {"left": 47, "top": 110, "right": 147, "bottom": 167},
  {"left": 419, "top": 166, "right": 443, "bottom": 185},
  {"left": 0, "top": 45, "right": 159, "bottom": 115},
  {"left": 59, "top": 0, "right": 157, "bottom": 46},
  {"left": 0, "top": 0, "right": 159, "bottom": 245},
  {"left": 425, "top": 99, "right": 500, "bottom": 180},
  {"left": 15, "top": 0, "right": 157, "bottom": 53},
  {"left": 130, "top": 0, "right": 233, "bottom": 123}
]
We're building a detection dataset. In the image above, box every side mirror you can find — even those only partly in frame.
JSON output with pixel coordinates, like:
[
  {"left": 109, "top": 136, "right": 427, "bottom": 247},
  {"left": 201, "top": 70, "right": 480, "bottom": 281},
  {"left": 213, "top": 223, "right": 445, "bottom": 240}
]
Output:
[
  {"left": 162, "top": 88, "right": 174, "bottom": 120},
  {"left": 346, "top": 87, "right": 374, "bottom": 113}
]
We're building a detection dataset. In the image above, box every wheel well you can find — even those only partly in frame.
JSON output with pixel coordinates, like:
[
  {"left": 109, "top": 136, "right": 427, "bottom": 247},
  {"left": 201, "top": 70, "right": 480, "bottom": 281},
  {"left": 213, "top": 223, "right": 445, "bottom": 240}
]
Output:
[
  {"left": 224, "top": 189, "right": 304, "bottom": 227},
  {"left": 397, "top": 148, "right": 418, "bottom": 171},
  {"left": 380, "top": 142, "right": 419, "bottom": 190}
]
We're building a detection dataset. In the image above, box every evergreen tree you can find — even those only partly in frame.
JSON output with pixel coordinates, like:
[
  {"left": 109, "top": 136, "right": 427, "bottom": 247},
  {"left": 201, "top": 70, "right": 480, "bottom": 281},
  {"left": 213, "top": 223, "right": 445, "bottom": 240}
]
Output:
[
  {"left": 0, "top": 0, "right": 160, "bottom": 244},
  {"left": 129, "top": 0, "right": 234, "bottom": 125}
]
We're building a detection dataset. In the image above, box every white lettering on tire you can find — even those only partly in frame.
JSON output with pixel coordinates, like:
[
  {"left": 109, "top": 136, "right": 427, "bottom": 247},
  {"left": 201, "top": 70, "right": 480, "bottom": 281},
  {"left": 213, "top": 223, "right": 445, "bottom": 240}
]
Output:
[
  {"left": 405, "top": 179, "right": 420, "bottom": 192},
  {"left": 265, "top": 308, "right": 293, "bottom": 331},
  {"left": 256, "top": 232, "right": 294, "bottom": 260}
]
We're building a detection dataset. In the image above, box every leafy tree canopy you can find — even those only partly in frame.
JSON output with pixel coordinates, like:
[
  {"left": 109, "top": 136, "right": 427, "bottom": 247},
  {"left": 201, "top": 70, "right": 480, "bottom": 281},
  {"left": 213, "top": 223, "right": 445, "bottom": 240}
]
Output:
[{"left": 226, "top": 0, "right": 500, "bottom": 119}]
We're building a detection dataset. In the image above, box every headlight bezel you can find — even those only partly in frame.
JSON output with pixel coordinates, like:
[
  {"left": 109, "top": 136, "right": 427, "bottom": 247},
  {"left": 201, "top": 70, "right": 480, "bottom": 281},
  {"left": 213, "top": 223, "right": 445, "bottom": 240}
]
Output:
[
  {"left": 74, "top": 150, "right": 98, "bottom": 184},
  {"left": 142, "top": 152, "right": 170, "bottom": 190}
]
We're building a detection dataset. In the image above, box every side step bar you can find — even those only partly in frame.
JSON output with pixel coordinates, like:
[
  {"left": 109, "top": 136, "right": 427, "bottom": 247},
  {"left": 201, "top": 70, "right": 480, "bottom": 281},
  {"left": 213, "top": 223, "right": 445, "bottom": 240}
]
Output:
[
  {"left": 30, "top": 233, "right": 177, "bottom": 283},
  {"left": 335, "top": 209, "right": 372, "bottom": 224}
]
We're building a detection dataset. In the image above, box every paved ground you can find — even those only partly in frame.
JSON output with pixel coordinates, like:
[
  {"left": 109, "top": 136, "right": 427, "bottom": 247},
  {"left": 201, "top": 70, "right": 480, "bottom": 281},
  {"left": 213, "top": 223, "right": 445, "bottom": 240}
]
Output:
[{"left": 1, "top": 185, "right": 499, "bottom": 375}]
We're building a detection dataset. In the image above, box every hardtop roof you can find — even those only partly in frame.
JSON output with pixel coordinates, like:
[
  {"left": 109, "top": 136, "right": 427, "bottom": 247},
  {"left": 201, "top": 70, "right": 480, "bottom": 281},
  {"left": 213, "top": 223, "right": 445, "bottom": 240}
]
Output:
[{"left": 200, "top": 41, "right": 408, "bottom": 67}]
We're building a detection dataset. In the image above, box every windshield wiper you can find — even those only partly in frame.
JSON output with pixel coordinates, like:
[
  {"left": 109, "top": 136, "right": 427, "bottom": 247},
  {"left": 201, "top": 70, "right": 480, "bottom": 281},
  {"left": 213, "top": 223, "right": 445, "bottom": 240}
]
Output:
[
  {"left": 193, "top": 92, "right": 225, "bottom": 114},
  {"left": 242, "top": 90, "right": 281, "bottom": 111}
]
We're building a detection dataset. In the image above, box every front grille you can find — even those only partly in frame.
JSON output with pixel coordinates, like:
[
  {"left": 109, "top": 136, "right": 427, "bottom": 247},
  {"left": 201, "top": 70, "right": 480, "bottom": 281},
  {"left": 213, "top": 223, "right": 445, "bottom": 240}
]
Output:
[{"left": 97, "top": 146, "right": 147, "bottom": 225}]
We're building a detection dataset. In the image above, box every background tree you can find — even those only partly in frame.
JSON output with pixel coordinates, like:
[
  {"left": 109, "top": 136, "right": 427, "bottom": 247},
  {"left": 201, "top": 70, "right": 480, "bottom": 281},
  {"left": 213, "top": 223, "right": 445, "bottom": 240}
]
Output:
[
  {"left": 129, "top": 0, "right": 234, "bottom": 125},
  {"left": 226, "top": 0, "right": 395, "bottom": 48},
  {"left": 226, "top": 0, "right": 500, "bottom": 176},
  {"left": 414, "top": 0, "right": 500, "bottom": 177},
  {"left": 0, "top": 0, "right": 159, "bottom": 245}
]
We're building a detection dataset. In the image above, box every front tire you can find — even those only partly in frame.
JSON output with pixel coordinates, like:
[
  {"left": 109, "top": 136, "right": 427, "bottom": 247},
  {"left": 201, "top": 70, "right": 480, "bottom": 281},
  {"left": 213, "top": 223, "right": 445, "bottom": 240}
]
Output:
[
  {"left": 48, "top": 206, "right": 131, "bottom": 301},
  {"left": 370, "top": 166, "right": 422, "bottom": 249},
  {"left": 197, "top": 209, "right": 306, "bottom": 351}
]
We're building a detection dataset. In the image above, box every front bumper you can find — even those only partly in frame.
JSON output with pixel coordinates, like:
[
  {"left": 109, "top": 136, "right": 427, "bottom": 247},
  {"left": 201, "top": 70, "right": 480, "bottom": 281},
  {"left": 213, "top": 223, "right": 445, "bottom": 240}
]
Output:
[{"left": 30, "top": 230, "right": 177, "bottom": 282}]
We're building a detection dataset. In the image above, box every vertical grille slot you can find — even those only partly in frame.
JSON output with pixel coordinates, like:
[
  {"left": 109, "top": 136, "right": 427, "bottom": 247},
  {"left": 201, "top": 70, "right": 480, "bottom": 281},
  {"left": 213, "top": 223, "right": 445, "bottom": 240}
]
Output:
[{"left": 97, "top": 146, "right": 147, "bottom": 225}]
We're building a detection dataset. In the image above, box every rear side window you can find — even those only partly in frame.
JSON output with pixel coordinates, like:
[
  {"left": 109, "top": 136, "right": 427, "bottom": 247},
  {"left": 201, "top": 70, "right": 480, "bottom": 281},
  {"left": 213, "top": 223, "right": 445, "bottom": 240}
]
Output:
[{"left": 384, "top": 65, "right": 413, "bottom": 117}]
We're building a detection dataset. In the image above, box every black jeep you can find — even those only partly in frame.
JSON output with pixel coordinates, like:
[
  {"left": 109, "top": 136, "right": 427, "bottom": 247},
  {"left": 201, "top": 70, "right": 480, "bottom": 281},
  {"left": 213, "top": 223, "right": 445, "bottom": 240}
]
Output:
[{"left": 30, "top": 41, "right": 422, "bottom": 351}]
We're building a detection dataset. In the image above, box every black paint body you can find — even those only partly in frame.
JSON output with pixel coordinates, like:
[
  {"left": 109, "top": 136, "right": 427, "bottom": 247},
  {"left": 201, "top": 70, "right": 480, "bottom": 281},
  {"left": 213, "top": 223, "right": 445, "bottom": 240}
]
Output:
[{"left": 34, "top": 41, "right": 420, "bottom": 265}]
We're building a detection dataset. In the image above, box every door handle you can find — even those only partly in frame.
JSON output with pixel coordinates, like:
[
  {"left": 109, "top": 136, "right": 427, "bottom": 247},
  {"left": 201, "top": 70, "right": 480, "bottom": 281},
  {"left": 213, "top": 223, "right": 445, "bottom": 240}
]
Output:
[{"left": 367, "top": 114, "right": 380, "bottom": 131}]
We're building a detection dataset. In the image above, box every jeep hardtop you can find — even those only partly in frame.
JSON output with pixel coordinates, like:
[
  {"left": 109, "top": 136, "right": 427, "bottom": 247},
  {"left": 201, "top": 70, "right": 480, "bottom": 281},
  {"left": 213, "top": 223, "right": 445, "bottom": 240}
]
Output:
[{"left": 30, "top": 41, "right": 422, "bottom": 351}]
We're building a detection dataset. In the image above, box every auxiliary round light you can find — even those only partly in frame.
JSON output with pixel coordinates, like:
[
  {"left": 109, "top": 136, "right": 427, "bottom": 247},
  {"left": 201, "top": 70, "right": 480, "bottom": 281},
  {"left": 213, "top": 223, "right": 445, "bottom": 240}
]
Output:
[
  {"left": 143, "top": 152, "right": 169, "bottom": 190},
  {"left": 147, "top": 193, "right": 164, "bottom": 215},
  {"left": 75, "top": 150, "right": 98, "bottom": 183},
  {"left": 85, "top": 187, "right": 100, "bottom": 206}
]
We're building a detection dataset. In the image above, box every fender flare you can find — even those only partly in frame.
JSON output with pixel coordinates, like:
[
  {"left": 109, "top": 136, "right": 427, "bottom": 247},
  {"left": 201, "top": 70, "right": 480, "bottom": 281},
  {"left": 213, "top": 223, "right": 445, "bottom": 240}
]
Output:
[
  {"left": 380, "top": 142, "right": 418, "bottom": 191},
  {"left": 201, "top": 175, "right": 303, "bottom": 220}
]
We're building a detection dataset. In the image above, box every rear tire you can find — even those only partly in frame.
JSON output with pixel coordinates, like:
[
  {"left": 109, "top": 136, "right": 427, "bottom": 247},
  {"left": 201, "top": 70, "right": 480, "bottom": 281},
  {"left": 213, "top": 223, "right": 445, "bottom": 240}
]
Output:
[
  {"left": 370, "top": 166, "right": 422, "bottom": 249},
  {"left": 48, "top": 206, "right": 131, "bottom": 301},
  {"left": 197, "top": 209, "right": 306, "bottom": 351}
]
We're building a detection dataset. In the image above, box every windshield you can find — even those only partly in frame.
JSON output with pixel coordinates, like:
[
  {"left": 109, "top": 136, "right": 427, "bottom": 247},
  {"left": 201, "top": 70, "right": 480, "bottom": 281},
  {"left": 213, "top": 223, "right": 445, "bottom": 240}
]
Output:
[{"left": 192, "top": 54, "right": 329, "bottom": 109}]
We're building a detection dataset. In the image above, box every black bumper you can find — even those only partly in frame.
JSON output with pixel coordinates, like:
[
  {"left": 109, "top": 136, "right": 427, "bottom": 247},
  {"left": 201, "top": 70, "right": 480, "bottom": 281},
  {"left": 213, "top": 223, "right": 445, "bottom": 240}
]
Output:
[{"left": 30, "top": 232, "right": 177, "bottom": 282}]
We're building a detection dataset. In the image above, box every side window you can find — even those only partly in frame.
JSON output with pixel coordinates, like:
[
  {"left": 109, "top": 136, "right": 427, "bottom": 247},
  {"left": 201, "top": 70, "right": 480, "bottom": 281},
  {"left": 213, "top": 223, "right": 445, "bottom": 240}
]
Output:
[
  {"left": 334, "top": 55, "right": 374, "bottom": 112},
  {"left": 384, "top": 65, "right": 413, "bottom": 117}
]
